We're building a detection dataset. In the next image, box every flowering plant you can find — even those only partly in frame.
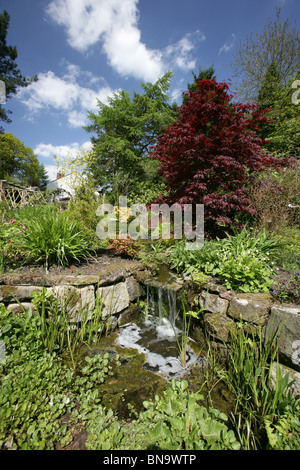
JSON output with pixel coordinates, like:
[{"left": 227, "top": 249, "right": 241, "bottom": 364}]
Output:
[{"left": 272, "top": 271, "right": 300, "bottom": 304}]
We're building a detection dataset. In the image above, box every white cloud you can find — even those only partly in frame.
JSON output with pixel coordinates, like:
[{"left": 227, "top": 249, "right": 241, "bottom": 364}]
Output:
[
  {"left": 46, "top": 0, "right": 205, "bottom": 82},
  {"left": 17, "top": 65, "right": 114, "bottom": 127},
  {"left": 46, "top": 0, "right": 164, "bottom": 82},
  {"left": 19, "top": 71, "right": 79, "bottom": 112},
  {"left": 165, "top": 31, "right": 206, "bottom": 71},
  {"left": 34, "top": 141, "right": 92, "bottom": 159},
  {"left": 218, "top": 33, "right": 236, "bottom": 55}
]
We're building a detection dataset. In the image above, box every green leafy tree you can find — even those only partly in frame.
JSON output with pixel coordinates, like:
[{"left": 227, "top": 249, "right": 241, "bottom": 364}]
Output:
[
  {"left": 256, "top": 61, "right": 283, "bottom": 139},
  {"left": 231, "top": 7, "right": 299, "bottom": 102},
  {"left": 0, "top": 10, "right": 37, "bottom": 132},
  {"left": 84, "top": 72, "right": 177, "bottom": 201},
  {"left": 263, "top": 71, "right": 300, "bottom": 159},
  {"left": 257, "top": 61, "right": 282, "bottom": 110},
  {"left": 0, "top": 133, "right": 48, "bottom": 186},
  {"left": 183, "top": 66, "right": 216, "bottom": 103}
]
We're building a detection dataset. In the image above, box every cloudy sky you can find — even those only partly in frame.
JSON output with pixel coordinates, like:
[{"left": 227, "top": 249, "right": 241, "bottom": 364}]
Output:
[{"left": 0, "top": 0, "right": 298, "bottom": 181}]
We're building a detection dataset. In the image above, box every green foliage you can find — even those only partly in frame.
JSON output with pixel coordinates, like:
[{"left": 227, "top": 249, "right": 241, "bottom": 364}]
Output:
[
  {"left": 0, "top": 10, "right": 37, "bottom": 131},
  {"left": 84, "top": 72, "right": 177, "bottom": 196},
  {"left": 257, "top": 60, "right": 282, "bottom": 111},
  {"left": 224, "top": 322, "right": 296, "bottom": 449},
  {"left": 0, "top": 133, "right": 48, "bottom": 185},
  {"left": 0, "top": 215, "right": 27, "bottom": 272},
  {"left": 140, "top": 380, "right": 240, "bottom": 450},
  {"left": 272, "top": 271, "right": 300, "bottom": 304},
  {"left": 264, "top": 397, "right": 300, "bottom": 450},
  {"left": 16, "top": 205, "right": 92, "bottom": 270},
  {"left": 85, "top": 408, "right": 124, "bottom": 450},
  {"left": 86, "top": 379, "right": 241, "bottom": 450},
  {"left": 169, "top": 227, "right": 281, "bottom": 292},
  {"left": 126, "top": 159, "right": 168, "bottom": 206},
  {"left": 172, "top": 304, "right": 202, "bottom": 368},
  {"left": 262, "top": 71, "right": 300, "bottom": 159},
  {"left": 216, "top": 253, "right": 273, "bottom": 293},
  {"left": 67, "top": 182, "right": 106, "bottom": 248},
  {"left": 1, "top": 301, "right": 299, "bottom": 451},
  {"left": 271, "top": 227, "right": 300, "bottom": 272},
  {"left": 0, "top": 304, "right": 118, "bottom": 450},
  {"left": 30, "top": 287, "right": 105, "bottom": 367}
]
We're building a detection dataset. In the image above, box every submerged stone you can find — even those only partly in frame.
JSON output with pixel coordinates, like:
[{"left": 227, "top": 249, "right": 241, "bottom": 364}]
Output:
[{"left": 80, "top": 333, "right": 166, "bottom": 420}]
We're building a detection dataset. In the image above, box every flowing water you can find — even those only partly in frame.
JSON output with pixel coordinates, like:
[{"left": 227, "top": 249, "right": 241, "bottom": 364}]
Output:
[
  {"left": 115, "top": 267, "right": 205, "bottom": 379},
  {"left": 78, "top": 267, "right": 233, "bottom": 418}
]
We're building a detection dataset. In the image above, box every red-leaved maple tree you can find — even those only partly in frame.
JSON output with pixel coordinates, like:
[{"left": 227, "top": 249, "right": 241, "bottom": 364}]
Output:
[{"left": 150, "top": 79, "right": 292, "bottom": 236}]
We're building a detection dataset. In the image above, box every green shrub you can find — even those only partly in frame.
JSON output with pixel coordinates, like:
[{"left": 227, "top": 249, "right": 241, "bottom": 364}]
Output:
[
  {"left": 0, "top": 216, "right": 27, "bottom": 272},
  {"left": 67, "top": 184, "right": 106, "bottom": 248},
  {"left": 86, "top": 379, "right": 241, "bottom": 450},
  {"left": 264, "top": 397, "right": 300, "bottom": 450},
  {"left": 168, "top": 227, "right": 281, "bottom": 292}
]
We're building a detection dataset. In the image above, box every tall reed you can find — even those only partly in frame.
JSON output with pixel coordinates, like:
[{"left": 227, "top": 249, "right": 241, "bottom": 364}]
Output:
[
  {"left": 223, "top": 320, "right": 295, "bottom": 449},
  {"left": 30, "top": 288, "right": 105, "bottom": 369}
]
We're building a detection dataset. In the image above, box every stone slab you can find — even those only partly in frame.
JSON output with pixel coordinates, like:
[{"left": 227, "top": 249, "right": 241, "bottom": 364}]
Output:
[
  {"left": 0, "top": 285, "right": 44, "bottom": 302},
  {"left": 97, "top": 282, "right": 130, "bottom": 318},
  {"left": 227, "top": 293, "right": 272, "bottom": 326},
  {"left": 264, "top": 304, "right": 300, "bottom": 372},
  {"left": 202, "top": 291, "right": 229, "bottom": 314},
  {"left": 203, "top": 312, "right": 235, "bottom": 343},
  {"left": 50, "top": 285, "right": 96, "bottom": 322}
]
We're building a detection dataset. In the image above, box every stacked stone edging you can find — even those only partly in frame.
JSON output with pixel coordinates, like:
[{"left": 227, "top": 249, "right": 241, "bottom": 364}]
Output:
[
  {"left": 0, "top": 260, "right": 147, "bottom": 325},
  {"left": 195, "top": 281, "right": 300, "bottom": 374}
]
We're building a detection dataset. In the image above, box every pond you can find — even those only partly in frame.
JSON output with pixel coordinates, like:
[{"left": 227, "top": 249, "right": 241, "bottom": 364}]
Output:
[{"left": 79, "top": 265, "right": 235, "bottom": 420}]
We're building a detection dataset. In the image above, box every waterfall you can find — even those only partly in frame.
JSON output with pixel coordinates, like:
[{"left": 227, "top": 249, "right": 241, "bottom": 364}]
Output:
[
  {"left": 116, "top": 266, "right": 202, "bottom": 378},
  {"left": 144, "top": 280, "right": 180, "bottom": 330}
]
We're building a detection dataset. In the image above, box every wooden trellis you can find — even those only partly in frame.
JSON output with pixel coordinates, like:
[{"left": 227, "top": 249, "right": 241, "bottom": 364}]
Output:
[{"left": 0, "top": 180, "right": 47, "bottom": 209}]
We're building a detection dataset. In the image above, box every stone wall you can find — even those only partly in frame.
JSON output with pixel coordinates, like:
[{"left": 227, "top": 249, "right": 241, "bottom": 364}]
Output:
[
  {"left": 0, "top": 260, "right": 147, "bottom": 327},
  {"left": 192, "top": 280, "right": 300, "bottom": 384}
]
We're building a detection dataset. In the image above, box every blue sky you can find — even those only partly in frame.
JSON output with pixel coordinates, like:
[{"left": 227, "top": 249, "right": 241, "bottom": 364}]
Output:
[{"left": 0, "top": 0, "right": 298, "bottom": 181}]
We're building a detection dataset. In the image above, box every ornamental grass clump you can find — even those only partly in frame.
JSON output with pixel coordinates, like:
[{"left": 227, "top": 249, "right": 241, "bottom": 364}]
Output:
[
  {"left": 17, "top": 206, "right": 92, "bottom": 270},
  {"left": 224, "top": 322, "right": 296, "bottom": 449}
]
